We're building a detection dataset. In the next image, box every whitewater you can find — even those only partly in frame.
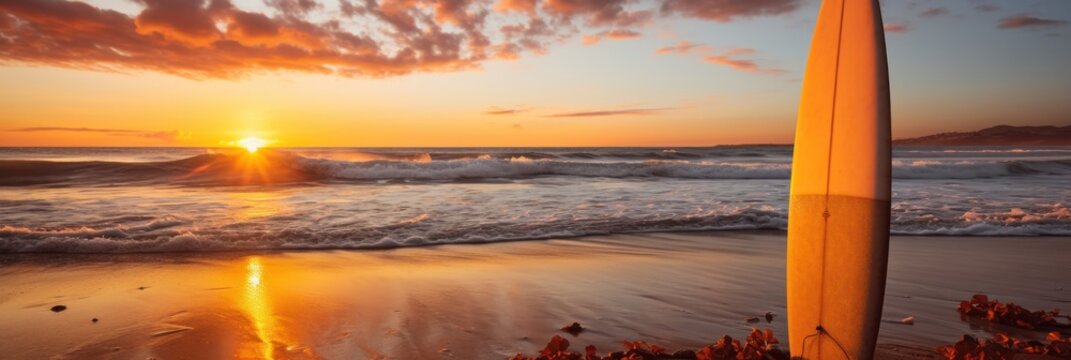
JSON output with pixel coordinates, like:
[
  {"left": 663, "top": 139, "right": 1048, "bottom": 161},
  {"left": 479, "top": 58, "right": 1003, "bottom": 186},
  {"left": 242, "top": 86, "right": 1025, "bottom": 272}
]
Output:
[{"left": 0, "top": 146, "right": 1069, "bottom": 253}]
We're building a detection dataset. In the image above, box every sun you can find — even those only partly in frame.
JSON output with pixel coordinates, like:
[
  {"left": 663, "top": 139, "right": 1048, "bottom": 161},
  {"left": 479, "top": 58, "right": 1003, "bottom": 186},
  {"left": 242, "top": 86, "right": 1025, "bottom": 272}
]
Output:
[{"left": 236, "top": 137, "right": 268, "bottom": 153}]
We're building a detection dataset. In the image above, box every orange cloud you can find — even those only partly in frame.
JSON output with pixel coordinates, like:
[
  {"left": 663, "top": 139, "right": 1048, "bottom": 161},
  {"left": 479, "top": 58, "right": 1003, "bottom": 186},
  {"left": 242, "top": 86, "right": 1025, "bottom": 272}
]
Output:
[
  {"left": 0, "top": 0, "right": 804, "bottom": 79},
  {"left": 7, "top": 127, "right": 190, "bottom": 141},
  {"left": 656, "top": 43, "right": 782, "bottom": 75},
  {"left": 582, "top": 29, "right": 642, "bottom": 45},
  {"left": 999, "top": 15, "right": 1068, "bottom": 30},
  {"left": 703, "top": 48, "right": 785, "bottom": 75},
  {"left": 884, "top": 23, "right": 909, "bottom": 33},
  {"left": 655, "top": 41, "right": 712, "bottom": 54}
]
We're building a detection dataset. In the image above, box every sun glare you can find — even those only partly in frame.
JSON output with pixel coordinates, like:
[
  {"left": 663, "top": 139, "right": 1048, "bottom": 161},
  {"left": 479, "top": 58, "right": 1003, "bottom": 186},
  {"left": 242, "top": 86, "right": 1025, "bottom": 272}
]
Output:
[{"left": 237, "top": 137, "right": 268, "bottom": 153}]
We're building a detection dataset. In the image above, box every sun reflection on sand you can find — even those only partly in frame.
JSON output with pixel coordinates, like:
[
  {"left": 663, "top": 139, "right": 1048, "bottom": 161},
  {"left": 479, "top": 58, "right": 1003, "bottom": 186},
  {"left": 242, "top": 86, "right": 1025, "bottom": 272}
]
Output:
[{"left": 243, "top": 257, "right": 277, "bottom": 359}]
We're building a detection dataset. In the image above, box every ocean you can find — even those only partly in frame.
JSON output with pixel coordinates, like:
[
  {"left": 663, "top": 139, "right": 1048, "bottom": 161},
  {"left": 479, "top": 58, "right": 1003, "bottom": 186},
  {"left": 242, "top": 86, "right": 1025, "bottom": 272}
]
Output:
[{"left": 1, "top": 146, "right": 1068, "bottom": 253}]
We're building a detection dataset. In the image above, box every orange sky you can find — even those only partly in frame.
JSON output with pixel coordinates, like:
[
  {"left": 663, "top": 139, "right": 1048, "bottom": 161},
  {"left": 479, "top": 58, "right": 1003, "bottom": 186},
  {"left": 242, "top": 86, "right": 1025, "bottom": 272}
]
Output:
[{"left": 1, "top": 0, "right": 1068, "bottom": 147}]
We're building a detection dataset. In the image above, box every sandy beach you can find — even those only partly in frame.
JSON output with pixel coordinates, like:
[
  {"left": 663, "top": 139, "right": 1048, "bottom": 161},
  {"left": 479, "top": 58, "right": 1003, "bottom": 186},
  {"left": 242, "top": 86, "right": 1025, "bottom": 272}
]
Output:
[{"left": 1, "top": 231, "right": 1067, "bottom": 359}]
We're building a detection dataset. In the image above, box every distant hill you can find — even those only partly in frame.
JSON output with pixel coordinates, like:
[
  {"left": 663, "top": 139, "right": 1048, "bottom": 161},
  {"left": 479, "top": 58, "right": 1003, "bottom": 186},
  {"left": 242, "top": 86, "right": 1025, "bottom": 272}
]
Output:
[{"left": 893, "top": 125, "right": 1071, "bottom": 146}]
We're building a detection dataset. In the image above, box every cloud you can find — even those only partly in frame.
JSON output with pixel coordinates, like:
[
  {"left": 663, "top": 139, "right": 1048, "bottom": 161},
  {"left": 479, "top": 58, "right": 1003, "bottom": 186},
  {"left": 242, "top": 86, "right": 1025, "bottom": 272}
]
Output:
[
  {"left": 919, "top": 7, "right": 949, "bottom": 18},
  {"left": 704, "top": 55, "right": 780, "bottom": 74},
  {"left": 975, "top": 4, "right": 999, "bottom": 13},
  {"left": 884, "top": 23, "right": 909, "bottom": 33},
  {"left": 484, "top": 107, "right": 528, "bottom": 115},
  {"left": 0, "top": 0, "right": 804, "bottom": 79},
  {"left": 545, "top": 107, "right": 674, "bottom": 118},
  {"left": 701, "top": 48, "right": 784, "bottom": 75},
  {"left": 655, "top": 41, "right": 711, "bottom": 54},
  {"left": 660, "top": 0, "right": 802, "bottom": 22},
  {"left": 581, "top": 29, "right": 642, "bottom": 45},
  {"left": 999, "top": 15, "right": 1068, "bottom": 30},
  {"left": 7, "top": 127, "right": 190, "bottom": 141},
  {"left": 655, "top": 41, "right": 781, "bottom": 75}
]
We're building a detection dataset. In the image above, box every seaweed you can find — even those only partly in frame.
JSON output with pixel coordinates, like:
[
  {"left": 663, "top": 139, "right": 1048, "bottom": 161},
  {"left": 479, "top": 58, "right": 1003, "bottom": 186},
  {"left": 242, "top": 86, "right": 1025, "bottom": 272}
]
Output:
[
  {"left": 958, "top": 294, "right": 1071, "bottom": 330},
  {"left": 937, "top": 332, "right": 1071, "bottom": 359},
  {"left": 510, "top": 328, "right": 789, "bottom": 360}
]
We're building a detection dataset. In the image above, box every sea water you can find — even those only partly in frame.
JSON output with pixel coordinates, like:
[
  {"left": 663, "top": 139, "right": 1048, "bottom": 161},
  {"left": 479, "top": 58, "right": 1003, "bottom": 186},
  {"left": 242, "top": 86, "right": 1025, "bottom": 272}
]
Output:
[{"left": 0, "top": 146, "right": 1068, "bottom": 252}]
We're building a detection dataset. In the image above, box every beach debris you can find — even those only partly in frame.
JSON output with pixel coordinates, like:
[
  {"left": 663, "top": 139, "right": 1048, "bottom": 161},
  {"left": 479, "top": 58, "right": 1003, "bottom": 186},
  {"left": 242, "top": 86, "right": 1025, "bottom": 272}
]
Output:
[
  {"left": 765, "top": 312, "right": 775, "bottom": 323},
  {"left": 958, "top": 294, "right": 1070, "bottom": 330},
  {"left": 900, "top": 316, "right": 915, "bottom": 325},
  {"left": 746, "top": 317, "right": 761, "bottom": 323},
  {"left": 561, "top": 322, "right": 584, "bottom": 336},
  {"left": 937, "top": 332, "right": 1071, "bottom": 360},
  {"left": 50, "top": 305, "right": 66, "bottom": 312},
  {"left": 510, "top": 328, "right": 789, "bottom": 360}
]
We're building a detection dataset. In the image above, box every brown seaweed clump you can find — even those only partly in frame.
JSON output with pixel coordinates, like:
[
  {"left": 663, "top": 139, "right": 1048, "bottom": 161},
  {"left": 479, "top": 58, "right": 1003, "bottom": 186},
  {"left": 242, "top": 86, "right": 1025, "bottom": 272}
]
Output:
[
  {"left": 958, "top": 294, "right": 1071, "bottom": 330},
  {"left": 937, "top": 332, "right": 1071, "bottom": 359},
  {"left": 509, "top": 328, "right": 788, "bottom": 360}
]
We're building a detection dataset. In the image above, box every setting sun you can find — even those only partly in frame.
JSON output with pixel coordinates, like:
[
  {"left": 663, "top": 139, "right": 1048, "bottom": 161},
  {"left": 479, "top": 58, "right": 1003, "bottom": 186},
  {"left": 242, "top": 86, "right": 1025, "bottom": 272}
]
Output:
[{"left": 236, "top": 137, "right": 268, "bottom": 153}]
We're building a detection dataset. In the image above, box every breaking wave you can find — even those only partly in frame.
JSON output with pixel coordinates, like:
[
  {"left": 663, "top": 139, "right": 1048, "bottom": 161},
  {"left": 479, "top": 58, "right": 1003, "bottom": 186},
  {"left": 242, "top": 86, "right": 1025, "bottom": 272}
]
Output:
[
  {"left": 2, "top": 204, "right": 1069, "bottom": 253},
  {"left": 1, "top": 151, "right": 1069, "bottom": 186}
]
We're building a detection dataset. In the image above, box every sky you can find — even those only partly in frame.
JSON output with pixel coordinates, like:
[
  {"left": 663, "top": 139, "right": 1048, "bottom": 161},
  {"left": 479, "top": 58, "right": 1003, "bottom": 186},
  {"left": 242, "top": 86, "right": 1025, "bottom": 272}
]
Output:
[{"left": 0, "top": 0, "right": 1069, "bottom": 147}]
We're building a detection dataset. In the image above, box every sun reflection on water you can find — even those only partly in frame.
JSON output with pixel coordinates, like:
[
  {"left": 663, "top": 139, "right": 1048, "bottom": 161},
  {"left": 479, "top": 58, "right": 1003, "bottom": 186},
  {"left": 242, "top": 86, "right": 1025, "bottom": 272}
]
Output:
[{"left": 229, "top": 191, "right": 285, "bottom": 220}]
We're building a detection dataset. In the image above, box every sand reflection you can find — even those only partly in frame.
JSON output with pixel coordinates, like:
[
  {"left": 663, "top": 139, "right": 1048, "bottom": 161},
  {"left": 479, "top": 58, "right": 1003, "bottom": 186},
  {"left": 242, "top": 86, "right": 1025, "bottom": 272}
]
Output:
[{"left": 242, "top": 257, "right": 279, "bottom": 359}]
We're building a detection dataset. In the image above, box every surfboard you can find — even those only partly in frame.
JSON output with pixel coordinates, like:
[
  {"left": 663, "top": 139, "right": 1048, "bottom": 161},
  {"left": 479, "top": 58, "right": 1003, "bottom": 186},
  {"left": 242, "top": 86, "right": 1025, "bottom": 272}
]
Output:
[{"left": 786, "top": 0, "right": 891, "bottom": 359}]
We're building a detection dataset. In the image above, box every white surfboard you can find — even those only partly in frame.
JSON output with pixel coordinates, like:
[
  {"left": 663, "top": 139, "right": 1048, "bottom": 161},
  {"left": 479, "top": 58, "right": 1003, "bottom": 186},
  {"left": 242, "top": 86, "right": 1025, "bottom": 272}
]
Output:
[{"left": 787, "top": 0, "right": 892, "bottom": 359}]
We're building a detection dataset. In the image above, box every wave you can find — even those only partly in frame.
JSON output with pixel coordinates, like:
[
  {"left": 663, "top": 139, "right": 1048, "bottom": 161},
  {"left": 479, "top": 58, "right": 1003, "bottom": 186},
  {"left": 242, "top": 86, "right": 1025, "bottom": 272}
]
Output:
[
  {"left": 3, "top": 204, "right": 1070, "bottom": 253},
  {"left": 2, "top": 151, "right": 1070, "bottom": 185},
  {"left": 0, "top": 208, "right": 789, "bottom": 253}
]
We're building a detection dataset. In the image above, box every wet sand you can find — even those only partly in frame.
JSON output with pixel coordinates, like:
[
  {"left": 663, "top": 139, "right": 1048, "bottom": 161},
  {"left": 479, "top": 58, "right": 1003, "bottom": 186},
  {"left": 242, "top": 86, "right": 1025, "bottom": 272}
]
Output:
[{"left": 0, "top": 231, "right": 1068, "bottom": 359}]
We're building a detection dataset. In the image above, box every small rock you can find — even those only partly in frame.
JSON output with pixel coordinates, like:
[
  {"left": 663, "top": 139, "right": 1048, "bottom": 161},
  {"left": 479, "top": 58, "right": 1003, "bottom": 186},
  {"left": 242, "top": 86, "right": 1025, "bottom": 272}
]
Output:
[
  {"left": 138, "top": 286, "right": 147, "bottom": 290},
  {"left": 50, "top": 305, "right": 67, "bottom": 313},
  {"left": 900, "top": 316, "right": 915, "bottom": 325},
  {"left": 746, "top": 317, "right": 760, "bottom": 323},
  {"left": 560, "top": 322, "right": 584, "bottom": 336},
  {"left": 765, "top": 312, "right": 775, "bottom": 323},
  {"left": 92, "top": 318, "right": 99, "bottom": 323}
]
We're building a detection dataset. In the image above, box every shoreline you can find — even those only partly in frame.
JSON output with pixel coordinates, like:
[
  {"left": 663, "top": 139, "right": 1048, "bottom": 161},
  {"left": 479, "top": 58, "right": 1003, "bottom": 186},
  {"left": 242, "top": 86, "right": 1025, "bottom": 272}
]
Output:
[
  {"left": 5, "top": 228, "right": 1071, "bottom": 258},
  {"left": 1, "top": 231, "right": 1068, "bottom": 359}
]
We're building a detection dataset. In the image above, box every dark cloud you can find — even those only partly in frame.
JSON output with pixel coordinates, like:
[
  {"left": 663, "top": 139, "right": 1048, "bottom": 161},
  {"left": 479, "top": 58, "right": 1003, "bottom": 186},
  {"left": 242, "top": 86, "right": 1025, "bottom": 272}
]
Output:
[
  {"left": 660, "top": 0, "right": 801, "bottom": 22},
  {"left": 7, "top": 127, "right": 188, "bottom": 141},
  {"left": 545, "top": 108, "right": 673, "bottom": 118},
  {"left": 0, "top": 0, "right": 807, "bottom": 79},
  {"left": 999, "top": 15, "right": 1067, "bottom": 30},
  {"left": 484, "top": 107, "right": 528, "bottom": 115},
  {"left": 919, "top": 7, "right": 949, "bottom": 18}
]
